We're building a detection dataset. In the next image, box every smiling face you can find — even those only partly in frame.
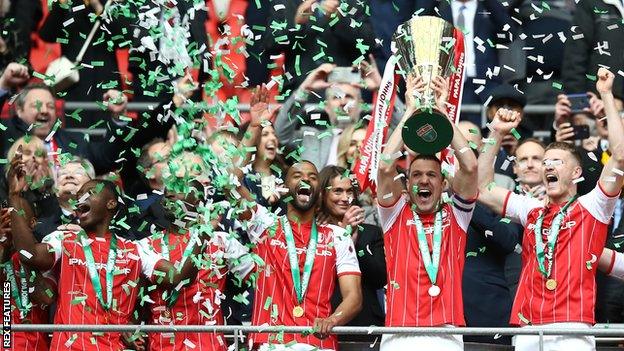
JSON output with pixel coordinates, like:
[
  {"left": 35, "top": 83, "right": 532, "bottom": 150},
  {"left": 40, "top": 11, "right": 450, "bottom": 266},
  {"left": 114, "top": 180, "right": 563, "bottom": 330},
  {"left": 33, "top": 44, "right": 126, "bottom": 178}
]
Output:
[
  {"left": 541, "top": 147, "right": 582, "bottom": 203},
  {"left": 514, "top": 141, "right": 545, "bottom": 187},
  {"left": 323, "top": 175, "right": 355, "bottom": 220},
  {"left": 407, "top": 158, "right": 444, "bottom": 214},
  {"left": 286, "top": 162, "right": 319, "bottom": 212},
  {"left": 16, "top": 88, "right": 57, "bottom": 139},
  {"left": 56, "top": 162, "right": 92, "bottom": 198},
  {"left": 257, "top": 125, "right": 278, "bottom": 162},
  {"left": 345, "top": 128, "right": 366, "bottom": 165},
  {"left": 74, "top": 181, "right": 117, "bottom": 232}
]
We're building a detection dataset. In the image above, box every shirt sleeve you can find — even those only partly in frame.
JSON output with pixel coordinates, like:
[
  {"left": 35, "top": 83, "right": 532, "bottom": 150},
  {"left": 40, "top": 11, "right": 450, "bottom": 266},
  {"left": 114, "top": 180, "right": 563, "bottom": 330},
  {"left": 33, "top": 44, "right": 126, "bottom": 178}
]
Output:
[
  {"left": 451, "top": 194, "right": 477, "bottom": 232},
  {"left": 41, "top": 230, "right": 64, "bottom": 264},
  {"left": 608, "top": 250, "right": 624, "bottom": 281},
  {"left": 216, "top": 231, "right": 256, "bottom": 279},
  {"left": 578, "top": 183, "right": 620, "bottom": 224},
  {"left": 377, "top": 194, "right": 408, "bottom": 233},
  {"left": 330, "top": 225, "right": 361, "bottom": 276},
  {"left": 136, "top": 238, "right": 164, "bottom": 279},
  {"left": 502, "top": 191, "right": 543, "bottom": 227},
  {"left": 246, "top": 204, "right": 277, "bottom": 244}
]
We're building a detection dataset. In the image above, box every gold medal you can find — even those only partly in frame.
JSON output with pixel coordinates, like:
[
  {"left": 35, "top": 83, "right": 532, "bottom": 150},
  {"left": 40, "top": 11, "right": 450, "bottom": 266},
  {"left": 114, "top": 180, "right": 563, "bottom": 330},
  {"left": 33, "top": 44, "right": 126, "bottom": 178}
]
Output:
[
  {"left": 546, "top": 279, "right": 557, "bottom": 291},
  {"left": 293, "top": 305, "right": 304, "bottom": 318},
  {"left": 158, "top": 308, "right": 173, "bottom": 324}
]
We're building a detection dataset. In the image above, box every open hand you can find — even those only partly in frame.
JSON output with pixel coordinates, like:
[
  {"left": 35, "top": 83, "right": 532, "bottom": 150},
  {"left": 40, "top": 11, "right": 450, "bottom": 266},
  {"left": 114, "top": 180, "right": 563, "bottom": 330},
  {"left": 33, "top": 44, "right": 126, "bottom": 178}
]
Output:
[
  {"left": 300, "top": 63, "right": 334, "bottom": 91},
  {"left": 250, "top": 84, "right": 271, "bottom": 126}
]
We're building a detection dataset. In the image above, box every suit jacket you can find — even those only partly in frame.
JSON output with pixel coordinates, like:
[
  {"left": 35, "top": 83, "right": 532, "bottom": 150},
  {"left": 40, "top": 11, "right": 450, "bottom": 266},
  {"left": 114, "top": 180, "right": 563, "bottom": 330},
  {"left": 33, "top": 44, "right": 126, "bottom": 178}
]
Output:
[
  {"left": 439, "top": 0, "right": 518, "bottom": 94},
  {"left": 462, "top": 203, "right": 522, "bottom": 345},
  {"left": 0, "top": 115, "right": 127, "bottom": 175},
  {"left": 331, "top": 223, "right": 386, "bottom": 342}
]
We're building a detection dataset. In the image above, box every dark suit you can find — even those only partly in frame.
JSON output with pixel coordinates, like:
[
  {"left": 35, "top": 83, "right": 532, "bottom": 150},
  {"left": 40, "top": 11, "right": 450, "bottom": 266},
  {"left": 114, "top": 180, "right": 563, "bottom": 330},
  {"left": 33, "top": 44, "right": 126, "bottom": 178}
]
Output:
[
  {"left": 463, "top": 203, "right": 522, "bottom": 345},
  {"left": 439, "top": 0, "right": 518, "bottom": 124},
  {"left": 332, "top": 223, "right": 386, "bottom": 342},
  {"left": 0, "top": 115, "right": 127, "bottom": 175}
]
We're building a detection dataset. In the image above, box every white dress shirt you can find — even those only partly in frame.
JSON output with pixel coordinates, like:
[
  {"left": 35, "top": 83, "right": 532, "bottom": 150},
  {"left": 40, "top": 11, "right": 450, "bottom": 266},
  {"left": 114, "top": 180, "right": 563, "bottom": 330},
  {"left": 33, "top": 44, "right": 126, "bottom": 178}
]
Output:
[{"left": 451, "top": 0, "right": 478, "bottom": 78}]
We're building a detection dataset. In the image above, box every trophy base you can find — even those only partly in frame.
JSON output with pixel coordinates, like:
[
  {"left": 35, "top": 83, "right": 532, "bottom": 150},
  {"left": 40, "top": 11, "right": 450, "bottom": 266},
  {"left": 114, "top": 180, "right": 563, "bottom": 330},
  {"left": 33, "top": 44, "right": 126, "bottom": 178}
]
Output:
[{"left": 402, "top": 111, "right": 454, "bottom": 155}]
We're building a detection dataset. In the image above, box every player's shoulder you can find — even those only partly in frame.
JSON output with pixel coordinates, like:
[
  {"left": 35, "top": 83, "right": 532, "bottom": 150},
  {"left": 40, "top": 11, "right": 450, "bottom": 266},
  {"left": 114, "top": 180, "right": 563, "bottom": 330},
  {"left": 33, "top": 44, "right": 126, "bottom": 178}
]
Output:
[{"left": 42, "top": 230, "right": 75, "bottom": 243}]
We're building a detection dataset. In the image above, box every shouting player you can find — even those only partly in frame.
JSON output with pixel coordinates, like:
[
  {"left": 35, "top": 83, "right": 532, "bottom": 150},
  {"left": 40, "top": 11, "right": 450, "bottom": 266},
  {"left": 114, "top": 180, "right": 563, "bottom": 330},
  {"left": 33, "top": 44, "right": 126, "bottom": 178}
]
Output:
[
  {"left": 477, "top": 68, "right": 624, "bottom": 351},
  {"left": 376, "top": 76, "right": 478, "bottom": 351},
  {"left": 9, "top": 178, "right": 205, "bottom": 351}
]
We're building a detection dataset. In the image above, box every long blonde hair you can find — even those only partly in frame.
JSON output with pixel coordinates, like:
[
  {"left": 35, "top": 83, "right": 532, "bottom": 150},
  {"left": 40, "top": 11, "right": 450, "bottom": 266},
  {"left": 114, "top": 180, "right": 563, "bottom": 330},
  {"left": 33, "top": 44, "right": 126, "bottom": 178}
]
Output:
[{"left": 336, "top": 124, "right": 365, "bottom": 169}]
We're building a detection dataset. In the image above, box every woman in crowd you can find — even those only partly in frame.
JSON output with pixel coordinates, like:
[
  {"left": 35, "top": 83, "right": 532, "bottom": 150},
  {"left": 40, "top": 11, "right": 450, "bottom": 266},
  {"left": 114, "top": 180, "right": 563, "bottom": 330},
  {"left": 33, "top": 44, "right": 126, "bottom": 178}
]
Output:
[{"left": 318, "top": 165, "right": 387, "bottom": 343}]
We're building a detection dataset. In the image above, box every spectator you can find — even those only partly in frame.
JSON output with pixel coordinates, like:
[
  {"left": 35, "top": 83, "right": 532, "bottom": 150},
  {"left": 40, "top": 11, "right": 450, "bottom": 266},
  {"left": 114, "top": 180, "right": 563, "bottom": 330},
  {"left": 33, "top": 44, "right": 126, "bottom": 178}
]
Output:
[
  {"left": 39, "top": 0, "right": 124, "bottom": 127},
  {"left": 562, "top": 0, "right": 624, "bottom": 98},
  {"left": 336, "top": 124, "right": 366, "bottom": 170},
  {"left": 1, "top": 136, "right": 57, "bottom": 219},
  {"left": 319, "top": 166, "right": 387, "bottom": 343},
  {"left": 32, "top": 156, "right": 95, "bottom": 241},
  {"left": 135, "top": 138, "right": 171, "bottom": 211},
  {"left": 0, "top": 0, "right": 42, "bottom": 68},
  {"left": 439, "top": 0, "right": 518, "bottom": 125},
  {"left": 265, "top": 0, "right": 375, "bottom": 92},
  {"left": 458, "top": 122, "right": 522, "bottom": 346},
  {"left": 275, "top": 63, "right": 404, "bottom": 170},
  {"left": 0, "top": 84, "right": 129, "bottom": 175},
  {"left": 0, "top": 62, "right": 30, "bottom": 108}
]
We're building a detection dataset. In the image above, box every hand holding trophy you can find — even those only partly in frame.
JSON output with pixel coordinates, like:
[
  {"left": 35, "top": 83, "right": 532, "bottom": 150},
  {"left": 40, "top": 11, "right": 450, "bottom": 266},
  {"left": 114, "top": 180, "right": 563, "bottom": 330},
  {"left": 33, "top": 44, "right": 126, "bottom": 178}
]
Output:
[{"left": 393, "top": 16, "right": 458, "bottom": 155}]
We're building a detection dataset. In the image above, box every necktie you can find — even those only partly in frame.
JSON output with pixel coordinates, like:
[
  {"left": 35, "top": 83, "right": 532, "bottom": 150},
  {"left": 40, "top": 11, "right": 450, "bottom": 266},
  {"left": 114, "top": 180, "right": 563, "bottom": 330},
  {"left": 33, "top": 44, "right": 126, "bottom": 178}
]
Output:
[{"left": 457, "top": 5, "right": 466, "bottom": 30}]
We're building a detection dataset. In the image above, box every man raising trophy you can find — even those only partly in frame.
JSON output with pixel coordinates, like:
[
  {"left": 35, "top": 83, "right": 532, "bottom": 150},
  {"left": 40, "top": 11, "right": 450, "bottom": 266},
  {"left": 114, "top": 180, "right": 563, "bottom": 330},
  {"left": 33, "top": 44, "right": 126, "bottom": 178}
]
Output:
[{"left": 375, "top": 16, "right": 477, "bottom": 351}]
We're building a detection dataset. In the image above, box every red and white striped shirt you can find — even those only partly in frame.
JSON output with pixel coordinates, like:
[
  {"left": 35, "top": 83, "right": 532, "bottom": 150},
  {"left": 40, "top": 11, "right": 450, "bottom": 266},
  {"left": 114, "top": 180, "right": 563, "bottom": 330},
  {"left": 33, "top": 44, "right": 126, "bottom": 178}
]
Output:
[
  {"left": 379, "top": 194, "right": 475, "bottom": 327},
  {"left": 247, "top": 205, "right": 361, "bottom": 350},
  {"left": 502, "top": 184, "right": 618, "bottom": 325},
  {"left": 140, "top": 230, "right": 254, "bottom": 351},
  {"left": 3, "top": 253, "right": 52, "bottom": 351},
  {"left": 42, "top": 231, "right": 160, "bottom": 351}
]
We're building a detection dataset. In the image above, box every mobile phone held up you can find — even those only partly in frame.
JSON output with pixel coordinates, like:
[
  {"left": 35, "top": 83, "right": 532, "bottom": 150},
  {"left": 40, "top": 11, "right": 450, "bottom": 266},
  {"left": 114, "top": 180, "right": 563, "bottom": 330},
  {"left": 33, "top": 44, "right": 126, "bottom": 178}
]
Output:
[
  {"left": 328, "top": 67, "right": 360, "bottom": 85},
  {"left": 572, "top": 124, "right": 590, "bottom": 140},
  {"left": 567, "top": 93, "right": 590, "bottom": 114}
]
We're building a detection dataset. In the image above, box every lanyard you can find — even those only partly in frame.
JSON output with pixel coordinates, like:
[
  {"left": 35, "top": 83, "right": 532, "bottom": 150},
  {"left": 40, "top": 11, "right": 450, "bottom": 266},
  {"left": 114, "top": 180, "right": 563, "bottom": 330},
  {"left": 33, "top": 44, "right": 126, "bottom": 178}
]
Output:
[
  {"left": 4, "top": 263, "right": 31, "bottom": 318},
  {"left": 81, "top": 232, "right": 118, "bottom": 311},
  {"left": 160, "top": 231, "right": 199, "bottom": 307},
  {"left": 534, "top": 196, "right": 577, "bottom": 278},
  {"left": 281, "top": 216, "right": 318, "bottom": 305},
  {"left": 413, "top": 210, "right": 443, "bottom": 285}
]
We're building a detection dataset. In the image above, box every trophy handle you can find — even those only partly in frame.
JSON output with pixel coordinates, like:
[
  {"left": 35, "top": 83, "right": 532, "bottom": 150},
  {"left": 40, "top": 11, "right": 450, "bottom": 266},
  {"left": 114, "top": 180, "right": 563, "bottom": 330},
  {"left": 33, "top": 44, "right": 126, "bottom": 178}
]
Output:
[{"left": 402, "top": 109, "right": 454, "bottom": 155}]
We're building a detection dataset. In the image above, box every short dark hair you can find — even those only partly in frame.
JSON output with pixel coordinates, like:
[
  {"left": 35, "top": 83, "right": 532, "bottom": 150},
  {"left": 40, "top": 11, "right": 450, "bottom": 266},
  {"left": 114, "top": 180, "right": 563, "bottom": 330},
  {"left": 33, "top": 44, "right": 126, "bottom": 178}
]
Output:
[
  {"left": 318, "top": 166, "right": 361, "bottom": 211},
  {"left": 286, "top": 160, "right": 318, "bottom": 180},
  {"left": 408, "top": 154, "right": 442, "bottom": 173},
  {"left": 137, "top": 138, "right": 166, "bottom": 171},
  {"left": 545, "top": 141, "right": 582, "bottom": 165},
  {"left": 15, "top": 83, "right": 55, "bottom": 109}
]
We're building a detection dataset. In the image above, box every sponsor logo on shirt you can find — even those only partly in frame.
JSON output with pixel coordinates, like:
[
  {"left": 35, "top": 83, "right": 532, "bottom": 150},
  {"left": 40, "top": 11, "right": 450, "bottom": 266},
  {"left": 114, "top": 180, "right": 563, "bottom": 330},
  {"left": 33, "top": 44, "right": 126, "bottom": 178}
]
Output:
[
  {"left": 68, "top": 258, "right": 132, "bottom": 274},
  {"left": 527, "top": 220, "right": 577, "bottom": 234},
  {"left": 269, "top": 239, "right": 334, "bottom": 257}
]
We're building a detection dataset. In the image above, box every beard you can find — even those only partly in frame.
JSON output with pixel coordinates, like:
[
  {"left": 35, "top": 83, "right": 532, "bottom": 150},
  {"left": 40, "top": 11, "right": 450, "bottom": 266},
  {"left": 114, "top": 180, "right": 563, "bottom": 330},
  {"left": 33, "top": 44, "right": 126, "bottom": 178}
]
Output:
[{"left": 289, "top": 184, "right": 318, "bottom": 212}]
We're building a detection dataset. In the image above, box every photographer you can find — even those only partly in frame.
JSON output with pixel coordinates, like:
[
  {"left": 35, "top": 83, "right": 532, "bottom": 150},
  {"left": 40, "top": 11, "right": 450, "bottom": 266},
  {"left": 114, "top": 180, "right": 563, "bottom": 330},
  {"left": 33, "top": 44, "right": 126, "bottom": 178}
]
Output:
[{"left": 274, "top": 61, "right": 405, "bottom": 170}]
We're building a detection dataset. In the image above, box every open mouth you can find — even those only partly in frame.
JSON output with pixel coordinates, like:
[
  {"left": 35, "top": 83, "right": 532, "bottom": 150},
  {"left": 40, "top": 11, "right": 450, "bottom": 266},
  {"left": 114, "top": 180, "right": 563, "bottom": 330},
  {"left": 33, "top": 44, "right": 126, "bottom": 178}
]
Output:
[
  {"left": 75, "top": 202, "right": 91, "bottom": 221},
  {"left": 545, "top": 174, "right": 558, "bottom": 185},
  {"left": 35, "top": 115, "right": 50, "bottom": 124},
  {"left": 296, "top": 185, "right": 312, "bottom": 203},
  {"left": 417, "top": 189, "right": 432, "bottom": 200}
]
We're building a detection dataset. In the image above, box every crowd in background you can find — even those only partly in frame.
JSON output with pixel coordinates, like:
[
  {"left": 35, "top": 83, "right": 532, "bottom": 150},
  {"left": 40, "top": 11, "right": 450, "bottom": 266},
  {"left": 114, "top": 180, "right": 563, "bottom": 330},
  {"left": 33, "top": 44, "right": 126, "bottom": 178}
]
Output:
[{"left": 1, "top": 0, "right": 624, "bottom": 350}]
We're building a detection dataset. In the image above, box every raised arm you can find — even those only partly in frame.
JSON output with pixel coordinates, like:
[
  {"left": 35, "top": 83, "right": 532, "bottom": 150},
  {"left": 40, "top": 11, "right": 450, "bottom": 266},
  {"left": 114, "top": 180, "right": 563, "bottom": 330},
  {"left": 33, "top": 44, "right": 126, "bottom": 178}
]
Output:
[
  {"left": 477, "top": 108, "right": 522, "bottom": 215},
  {"left": 595, "top": 68, "right": 624, "bottom": 196},
  {"left": 7, "top": 159, "right": 55, "bottom": 271},
  {"left": 151, "top": 231, "right": 205, "bottom": 290}
]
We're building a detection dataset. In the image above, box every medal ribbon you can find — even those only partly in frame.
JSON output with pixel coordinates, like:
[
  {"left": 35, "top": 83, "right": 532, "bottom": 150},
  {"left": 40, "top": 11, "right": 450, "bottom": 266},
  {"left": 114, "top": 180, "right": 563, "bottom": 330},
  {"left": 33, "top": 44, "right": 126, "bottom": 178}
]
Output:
[
  {"left": 281, "top": 216, "right": 318, "bottom": 305},
  {"left": 4, "top": 263, "right": 31, "bottom": 318},
  {"left": 160, "top": 230, "right": 200, "bottom": 307},
  {"left": 413, "top": 210, "right": 443, "bottom": 286},
  {"left": 81, "top": 232, "right": 118, "bottom": 311},
  {"left": 534, "top": 196, "right": 577, "bottom": 278}
]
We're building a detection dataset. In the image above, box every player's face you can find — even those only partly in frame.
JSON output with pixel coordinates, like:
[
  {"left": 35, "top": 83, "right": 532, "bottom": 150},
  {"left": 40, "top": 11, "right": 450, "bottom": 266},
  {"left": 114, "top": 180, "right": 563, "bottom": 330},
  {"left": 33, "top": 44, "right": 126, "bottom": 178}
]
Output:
[
  {"left": 286, "top": 162, "right": 319, "bottom": 212},
  {"left": 16, "top": 89, "right": 57, "bottom": 139},
  {"left": 514, "top": 141, "right": 545, "bottom": 187},
  {"left": 324, "top": 176, "right": 355, "bottom": 219},
  {"left": 74, "top": 182, "right": 116, "bottom": 231},
  {"left": 407, "top": 159, "right": 444, "bottom": 214},
  {"left": 542, "top": 149, "right": 582, "bottom": 201}
]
